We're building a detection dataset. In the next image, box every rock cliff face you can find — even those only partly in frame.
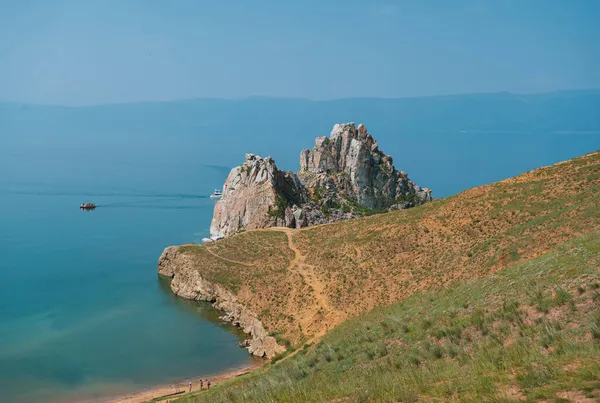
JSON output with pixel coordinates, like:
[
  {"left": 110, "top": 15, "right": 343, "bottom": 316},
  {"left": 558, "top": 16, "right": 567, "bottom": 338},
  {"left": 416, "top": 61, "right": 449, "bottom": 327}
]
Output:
[
  {"left": 300, "top": 123, "right": 432, "bottom": 208},
  {"left": 210, "top": 154, "right": 307, "bottom": 239},
  {"left": 158, "top": 246, "right": 285, "bottom": 359},
  {"left": 210, "top": 123, "right": 431, "bottom": 238}
]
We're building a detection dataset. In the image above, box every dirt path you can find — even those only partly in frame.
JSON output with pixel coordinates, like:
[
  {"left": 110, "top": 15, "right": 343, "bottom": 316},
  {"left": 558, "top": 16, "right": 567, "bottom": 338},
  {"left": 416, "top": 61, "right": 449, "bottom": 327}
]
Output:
[
  {"left": 266, "top": 227, "right": 345, "bottom": 337},
  {"left": 267, "top": 228, "right": 330, "bottom": 312},
  {"left": 204, "top": 244, "right": 255, "bottom": 267}
]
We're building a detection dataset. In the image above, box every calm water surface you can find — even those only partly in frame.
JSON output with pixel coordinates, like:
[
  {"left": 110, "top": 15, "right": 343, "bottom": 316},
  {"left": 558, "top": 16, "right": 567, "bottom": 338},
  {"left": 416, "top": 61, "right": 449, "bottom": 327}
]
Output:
[
  {"left": 0, "top": 127, "right": 597, "bottom": 402},
  {"left": 0, "top": 154, "right": 255, "bottom": 402}
]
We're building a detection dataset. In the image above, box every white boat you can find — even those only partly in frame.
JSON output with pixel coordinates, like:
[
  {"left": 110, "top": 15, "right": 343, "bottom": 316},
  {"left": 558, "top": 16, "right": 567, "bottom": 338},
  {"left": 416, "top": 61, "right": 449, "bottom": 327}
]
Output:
[{"left": 210, "top": 189, "right": 223, "bottom": 199}]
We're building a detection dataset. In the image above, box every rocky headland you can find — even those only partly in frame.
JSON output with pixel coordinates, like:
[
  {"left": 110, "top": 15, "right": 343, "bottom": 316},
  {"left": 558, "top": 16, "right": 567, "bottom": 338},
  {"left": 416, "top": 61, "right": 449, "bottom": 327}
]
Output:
[
  {"left": 210, "top": 122, "right": 432, "bottom": 238},
  {"left": 158, "top": 246, "right": 286, "bottom": 359},
  {"left": 152, "top": 149, "right": 600, "bottom": 402},
  {"left": 156, "top": 145, "right": 600, "bottom": 369},
  {"left": 158, "top": 122, "right": 432, "bottom": 359}
]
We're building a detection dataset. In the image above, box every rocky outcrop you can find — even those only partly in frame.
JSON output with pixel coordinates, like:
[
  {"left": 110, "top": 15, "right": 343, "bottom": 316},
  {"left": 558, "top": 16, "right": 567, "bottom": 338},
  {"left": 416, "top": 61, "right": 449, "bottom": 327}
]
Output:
[
  {"left": 210, "top": 123, "right": 432, "bottom": 238},
  {"left": 158, "top": 246, "right": 285, "bottom": 359},
  {"left": 300, "top": 123, "right": 432, "bottom": 208},
  {"left": 210, "top": 154, "right": 307, "bottom": 238}
]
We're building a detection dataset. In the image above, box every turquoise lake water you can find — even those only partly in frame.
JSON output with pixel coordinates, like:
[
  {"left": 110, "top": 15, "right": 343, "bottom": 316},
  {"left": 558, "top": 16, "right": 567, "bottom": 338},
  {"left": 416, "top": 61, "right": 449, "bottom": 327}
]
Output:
[
  {"left": 0, "top": 150, "right": 256, "bottom": 402},
  {"left": 1, "top": 121, "right": 597, "bottom": 402}
]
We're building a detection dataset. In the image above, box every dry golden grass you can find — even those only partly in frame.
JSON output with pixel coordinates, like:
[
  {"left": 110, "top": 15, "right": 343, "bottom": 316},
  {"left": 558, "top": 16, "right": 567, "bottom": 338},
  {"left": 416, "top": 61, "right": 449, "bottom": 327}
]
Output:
[
  {"left": 180, "top": 230, "right": 600, "bottom": 403},
  {"left": 178, "top": 151, "right": 600, "bottom": 345},
  {"left": 178, "top": 229, "right": 304, "bottom": 337}
]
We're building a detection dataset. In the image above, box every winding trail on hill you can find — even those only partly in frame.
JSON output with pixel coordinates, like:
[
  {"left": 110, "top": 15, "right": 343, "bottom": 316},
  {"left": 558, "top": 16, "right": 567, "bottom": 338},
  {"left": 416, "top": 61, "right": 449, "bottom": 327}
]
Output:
[
  {"left": 266, "top": 227, "right": 345, "bottom": 338},
  {"left": 204, "top": 245, "right": 255, "bottom": 267},
  {"left": 269, "top": 227, "right": 331, "bottom": 313},
  {"left": 260, "top": 227, "right": 349, "bottom": 365}
]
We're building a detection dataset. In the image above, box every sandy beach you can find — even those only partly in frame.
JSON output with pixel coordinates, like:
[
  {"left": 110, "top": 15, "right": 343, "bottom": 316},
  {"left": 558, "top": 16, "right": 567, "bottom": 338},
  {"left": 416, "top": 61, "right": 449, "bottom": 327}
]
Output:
[{"left": 88, "top": 361, "right": 264, "bottom": 403}]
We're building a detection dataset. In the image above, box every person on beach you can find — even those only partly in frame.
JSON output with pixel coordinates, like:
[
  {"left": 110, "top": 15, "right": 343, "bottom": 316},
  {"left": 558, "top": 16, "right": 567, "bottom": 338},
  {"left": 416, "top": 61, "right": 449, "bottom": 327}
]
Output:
[
  {"left": 199, "top": 378, "right": 204, "bottom": 390},
  {"left": 189, "top": 382, "right": 192, "bottom": 392},
  {"left": 206, "top": 379, "right": 211, "bottom": 390}
]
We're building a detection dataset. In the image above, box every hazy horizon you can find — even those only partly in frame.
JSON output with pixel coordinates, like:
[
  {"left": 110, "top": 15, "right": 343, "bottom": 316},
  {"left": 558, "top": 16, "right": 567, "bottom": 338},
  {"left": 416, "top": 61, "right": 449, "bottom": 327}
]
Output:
[
  {"left": 2, "top": 1, "right": 599, "bottom": 105},
  {"left": 2, "top": 88, "right": 599, "bottom": 108}
]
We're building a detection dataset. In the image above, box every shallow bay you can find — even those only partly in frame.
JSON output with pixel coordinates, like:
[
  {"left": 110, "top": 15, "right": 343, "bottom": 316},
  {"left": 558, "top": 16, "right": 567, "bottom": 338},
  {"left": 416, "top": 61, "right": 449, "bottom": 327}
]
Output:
[{"left": 0, "top": 166, "right": 255, "bottom": 402}]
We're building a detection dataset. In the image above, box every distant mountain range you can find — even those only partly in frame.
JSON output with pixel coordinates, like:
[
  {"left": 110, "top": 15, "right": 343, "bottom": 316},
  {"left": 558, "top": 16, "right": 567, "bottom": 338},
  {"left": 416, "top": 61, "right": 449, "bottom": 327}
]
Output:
[
  {"left": 4, "top": 89, "right": 600, "bottom": 133},
  {"left": 2, "top": 90, "right": 599, "bottom": 197}
]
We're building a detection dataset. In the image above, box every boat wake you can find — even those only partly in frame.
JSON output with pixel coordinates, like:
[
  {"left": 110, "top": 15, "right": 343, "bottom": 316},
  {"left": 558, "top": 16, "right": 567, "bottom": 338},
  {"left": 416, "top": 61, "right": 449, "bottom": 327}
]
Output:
[
  {"left": 98, "top": 196, "right": 192, "bottom": 207},
  {"left": 0, "top": 190, "right": 208, "bottom": 199}
]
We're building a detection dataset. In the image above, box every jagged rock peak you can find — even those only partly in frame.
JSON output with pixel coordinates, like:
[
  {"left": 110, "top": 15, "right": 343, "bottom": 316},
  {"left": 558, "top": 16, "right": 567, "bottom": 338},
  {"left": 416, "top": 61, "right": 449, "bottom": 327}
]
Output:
[
  {"left": 210, "top": 122, "right": 432, "bottom": 238},
  {"left": 299, "top": 122, "right": 431, "bottom": 209}
]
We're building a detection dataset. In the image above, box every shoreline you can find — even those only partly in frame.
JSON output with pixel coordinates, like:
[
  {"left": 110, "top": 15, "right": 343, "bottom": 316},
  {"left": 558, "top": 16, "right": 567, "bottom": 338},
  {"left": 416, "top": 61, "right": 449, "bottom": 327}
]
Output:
[{"left": 88, "top": 360, "right": 264, "bottom": 403}]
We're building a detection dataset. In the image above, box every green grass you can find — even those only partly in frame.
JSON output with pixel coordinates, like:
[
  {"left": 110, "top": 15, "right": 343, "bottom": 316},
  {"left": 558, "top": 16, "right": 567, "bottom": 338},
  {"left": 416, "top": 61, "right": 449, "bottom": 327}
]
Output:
[
  {"left": 339, "top": 195, "right": 389, "bottom": 216},
  {"left": 178, "top": 231, "right": 600, "bottom": 402},
  {"left": 166, "top": 152, "right": 600, "bottom": 400}
]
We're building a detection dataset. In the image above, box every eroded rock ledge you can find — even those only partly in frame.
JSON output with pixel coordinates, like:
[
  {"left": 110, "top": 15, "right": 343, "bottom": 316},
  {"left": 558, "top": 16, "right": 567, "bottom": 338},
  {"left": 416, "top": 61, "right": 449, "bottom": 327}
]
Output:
[{"left": 158, "top": 246, "right": 285, "bottom": 359}]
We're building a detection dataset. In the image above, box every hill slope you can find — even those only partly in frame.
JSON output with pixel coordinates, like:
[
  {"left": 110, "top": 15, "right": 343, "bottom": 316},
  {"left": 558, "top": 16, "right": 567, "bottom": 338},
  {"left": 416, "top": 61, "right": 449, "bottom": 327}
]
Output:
[
  {"left": 160, "top": 150, "right": 599, "bottom": 352},
  {"left": 180, "top": 230, "right": 600, "bottom": 402}
]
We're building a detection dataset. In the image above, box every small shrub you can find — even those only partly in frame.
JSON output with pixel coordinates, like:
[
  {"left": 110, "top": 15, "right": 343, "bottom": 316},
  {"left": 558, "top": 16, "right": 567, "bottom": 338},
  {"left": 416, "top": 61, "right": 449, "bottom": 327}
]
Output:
[
  {"left": 376, "top": 341, "right": 388, "bottom": 357},
  {"left": 502, "top": 299, "right": 521, "bottom": 322},
  {"left": 431, "top": 344, "right": 444, "bottom": 359},
  {"left": 267, "top": 193, "right": 289, "bottom": 219},
  {"left": 530, "top": 285, "right": 552, "bottom": 313},
  {"left": 553, "top": 287, "right": 572, "bottom": 306},
  {"left": 311, "top": 187, "right": 326, "bottom": 203},
  {"left": 365, "top": 349, "right": 376, "bottom": 360},
  {"left": 447, "top": 344, "right": 459, "bottom": 358}
]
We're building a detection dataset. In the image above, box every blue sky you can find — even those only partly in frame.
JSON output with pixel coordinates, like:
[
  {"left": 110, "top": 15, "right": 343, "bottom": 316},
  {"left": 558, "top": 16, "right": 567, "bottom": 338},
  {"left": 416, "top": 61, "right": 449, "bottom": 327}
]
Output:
[{"left": 1, "top": 0, "right": 599, "bottom": 105}]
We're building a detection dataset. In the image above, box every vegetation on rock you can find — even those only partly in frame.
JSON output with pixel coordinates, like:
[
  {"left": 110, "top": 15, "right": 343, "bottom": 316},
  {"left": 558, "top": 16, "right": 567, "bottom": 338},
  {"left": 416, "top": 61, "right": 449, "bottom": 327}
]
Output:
[{"left": 267, "top": 193, "right": 289, "bottom": 219}]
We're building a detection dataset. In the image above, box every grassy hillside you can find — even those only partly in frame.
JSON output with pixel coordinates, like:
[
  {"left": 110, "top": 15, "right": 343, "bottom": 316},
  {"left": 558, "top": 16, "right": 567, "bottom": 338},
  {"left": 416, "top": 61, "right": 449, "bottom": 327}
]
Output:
[
  {"left": 178, "top": 230, "right": 599, "bottom": 402},
  {"left": 159, "top": 150, "right": 600, "bottom": 402},
  {"left": 176, "top": 151, "right": 599, "bottom": 347}
]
